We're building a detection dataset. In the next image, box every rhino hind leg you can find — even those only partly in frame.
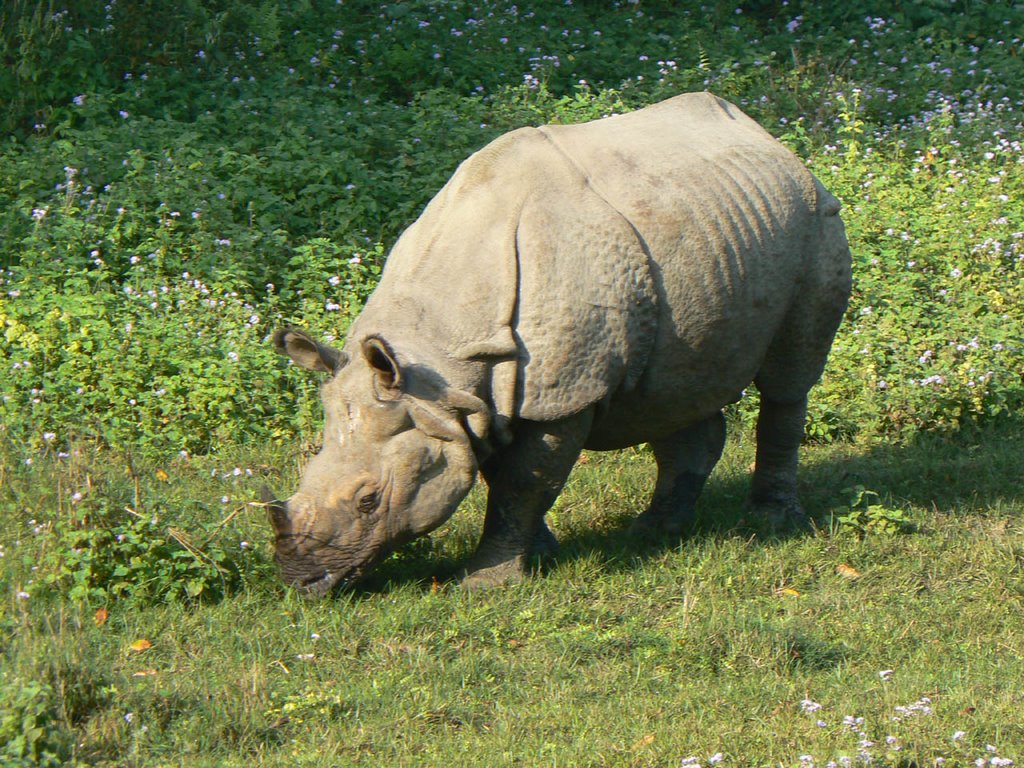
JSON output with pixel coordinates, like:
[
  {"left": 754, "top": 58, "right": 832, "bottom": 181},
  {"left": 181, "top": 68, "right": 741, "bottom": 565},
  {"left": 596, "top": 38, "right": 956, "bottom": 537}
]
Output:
[
  {"left": 461, "top": 411, "right": 593, "bottom": 590},
  {"left": 531, "top": 519, "right": 561, "bottom": 558},
  {"left": 631, "top": 412, "right": 727, "bottom": 538},
  {"left": 748, "top": 223, "right": 850, "bottom": 528},
  {"left": 746, "top": 395, "right": 809, "bottom": 527}
]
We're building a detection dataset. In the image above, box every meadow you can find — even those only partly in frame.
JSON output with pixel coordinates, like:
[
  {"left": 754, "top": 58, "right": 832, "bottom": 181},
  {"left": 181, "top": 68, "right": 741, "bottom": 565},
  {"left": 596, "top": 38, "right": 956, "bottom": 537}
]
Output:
[{"left": 1, "top": 1, "right": 1023, "bottom": 765}]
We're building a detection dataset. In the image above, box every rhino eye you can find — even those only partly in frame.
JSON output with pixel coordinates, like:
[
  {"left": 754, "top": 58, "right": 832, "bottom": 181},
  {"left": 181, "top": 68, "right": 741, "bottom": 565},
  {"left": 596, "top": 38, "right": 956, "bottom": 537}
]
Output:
[{"left": 356, "top": 490, "right": 379, "bottom": 515}]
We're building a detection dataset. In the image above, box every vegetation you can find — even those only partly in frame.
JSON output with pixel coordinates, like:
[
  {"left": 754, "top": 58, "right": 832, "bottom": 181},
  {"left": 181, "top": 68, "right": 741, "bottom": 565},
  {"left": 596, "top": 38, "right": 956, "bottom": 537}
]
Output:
[{"left": 1, "top": 1, "right": 1022, "bottom": 765}]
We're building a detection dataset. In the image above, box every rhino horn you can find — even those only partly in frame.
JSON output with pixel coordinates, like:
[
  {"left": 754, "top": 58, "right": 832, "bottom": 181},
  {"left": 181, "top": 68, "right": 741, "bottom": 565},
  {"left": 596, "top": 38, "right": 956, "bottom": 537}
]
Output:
[{"left": 260, "top": 485, "right": 289, "bottom": 535}]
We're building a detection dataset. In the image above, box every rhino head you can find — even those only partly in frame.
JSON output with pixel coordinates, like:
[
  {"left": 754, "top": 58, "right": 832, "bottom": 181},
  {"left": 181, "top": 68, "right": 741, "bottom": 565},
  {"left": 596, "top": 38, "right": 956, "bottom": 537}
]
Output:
[{"left": 267, "top": 328, "right": 481, "bottom": 596}]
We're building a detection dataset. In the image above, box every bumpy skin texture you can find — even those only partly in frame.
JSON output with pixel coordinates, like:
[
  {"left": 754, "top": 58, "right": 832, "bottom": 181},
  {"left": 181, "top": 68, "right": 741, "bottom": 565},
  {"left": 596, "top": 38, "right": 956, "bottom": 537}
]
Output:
[{"left": 269, "top": 93, "right": 852, "bottom": 594}]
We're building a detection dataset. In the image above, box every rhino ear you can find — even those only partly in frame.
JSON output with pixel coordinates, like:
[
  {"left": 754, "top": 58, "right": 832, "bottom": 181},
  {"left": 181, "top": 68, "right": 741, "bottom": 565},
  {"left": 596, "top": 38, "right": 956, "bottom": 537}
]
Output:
[
  {"left": 362, "top": 335, "right": 402, "bottom": 398},
  {"left": 273, "top": 327, "right": 348, "bottom": 373}
]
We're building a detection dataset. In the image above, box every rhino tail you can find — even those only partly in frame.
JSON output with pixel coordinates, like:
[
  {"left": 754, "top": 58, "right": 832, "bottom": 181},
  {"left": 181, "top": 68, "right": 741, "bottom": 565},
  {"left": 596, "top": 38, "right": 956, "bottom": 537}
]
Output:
[{"left": 813, "top": 176, "right": 842, "bottom": 217}]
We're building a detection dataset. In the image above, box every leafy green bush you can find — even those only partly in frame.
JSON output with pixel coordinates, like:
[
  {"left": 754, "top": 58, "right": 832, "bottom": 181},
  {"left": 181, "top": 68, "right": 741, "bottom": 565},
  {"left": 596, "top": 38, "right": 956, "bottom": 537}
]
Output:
[
  {"left": 40, "top": 499, "right": 244, "bottom": 605},
  {"left": 806, "top": 103, "right": 1024, "bottom": 441},
  {"left": 0, "top": 146, "right": 386, "bottom": 454},
  {"left": 1, "top": 1, "right": 1023, "bottom": 461},
  {"left": 833, "top": 485, "right": 914, "bottom": 537},
  {"left": 0, "top": 677, "right": 67, "bottom": 768}
]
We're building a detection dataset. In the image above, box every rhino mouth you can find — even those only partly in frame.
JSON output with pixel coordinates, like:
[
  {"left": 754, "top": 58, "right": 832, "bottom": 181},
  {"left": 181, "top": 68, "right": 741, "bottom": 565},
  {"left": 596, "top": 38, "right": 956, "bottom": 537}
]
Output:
[
  {"left": 290, "top": 542, "right": 396, "bottom": 597},
  {"left": 297, "top": 570, "right": 345, "bottom": 598}
]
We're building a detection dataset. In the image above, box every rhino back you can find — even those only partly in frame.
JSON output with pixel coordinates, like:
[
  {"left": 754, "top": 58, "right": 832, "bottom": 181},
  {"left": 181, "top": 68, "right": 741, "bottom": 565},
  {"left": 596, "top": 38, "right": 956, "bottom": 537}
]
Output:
[
  {"left": 535, "top": 94, "right": 837, "bottom": 446},
  {"left": 350, "top": 124, "right": 660, "bottom": 423},
  {"left": 350, "top": 94, "right": 840, "bottom": 444}
]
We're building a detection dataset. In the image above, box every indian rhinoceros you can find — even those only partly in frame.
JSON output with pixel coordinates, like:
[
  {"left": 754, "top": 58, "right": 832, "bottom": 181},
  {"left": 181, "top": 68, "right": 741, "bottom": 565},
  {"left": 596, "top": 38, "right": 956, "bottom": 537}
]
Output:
[{"left": 266, "top": 92, "right": 852, "bottom": 595}]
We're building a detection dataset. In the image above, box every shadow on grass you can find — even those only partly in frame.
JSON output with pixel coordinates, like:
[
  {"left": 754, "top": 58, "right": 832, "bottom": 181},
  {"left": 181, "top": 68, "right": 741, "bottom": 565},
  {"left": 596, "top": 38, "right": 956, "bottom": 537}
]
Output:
[
  {"left": 802, "top": 421, "right": 1024, "bottom": 516},
  {"left": 351, "top": 421, "right": 1024, "bottom": 596},
  {"left": 560, "top": 421, "right": 1024, "bottom": 576}
]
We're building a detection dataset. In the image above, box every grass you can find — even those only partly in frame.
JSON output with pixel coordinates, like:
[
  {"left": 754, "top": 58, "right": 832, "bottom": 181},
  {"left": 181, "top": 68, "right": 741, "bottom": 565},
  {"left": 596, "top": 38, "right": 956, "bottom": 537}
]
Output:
[
  {"left": 2, "top": 2, "right": 1024, "bottom": 765},
  {"left": 3, "top": 424, "right": 1023, "bottom": 766}
]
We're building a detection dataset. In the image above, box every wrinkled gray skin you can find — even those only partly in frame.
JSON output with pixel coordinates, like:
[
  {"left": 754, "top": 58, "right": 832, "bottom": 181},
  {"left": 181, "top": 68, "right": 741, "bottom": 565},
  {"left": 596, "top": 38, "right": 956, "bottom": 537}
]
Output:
[{"left": 267, "top": 93, "right": 852, "bottom": 595}]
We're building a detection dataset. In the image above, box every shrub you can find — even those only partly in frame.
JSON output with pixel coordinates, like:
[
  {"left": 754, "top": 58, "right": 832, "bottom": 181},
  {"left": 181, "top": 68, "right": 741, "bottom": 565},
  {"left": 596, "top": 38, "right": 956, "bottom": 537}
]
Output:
[
  {"left": 1, "top": 1, "right": 1022, "bottom": 461},
  {"left": 832, "top": 486, "right": 914, "bottom": 537},
  {"left": 0, "top": 677, "right": 67, "bottom": 768},
  {"left": 40, "top": 497, "right": 245, "bottom": 606}
]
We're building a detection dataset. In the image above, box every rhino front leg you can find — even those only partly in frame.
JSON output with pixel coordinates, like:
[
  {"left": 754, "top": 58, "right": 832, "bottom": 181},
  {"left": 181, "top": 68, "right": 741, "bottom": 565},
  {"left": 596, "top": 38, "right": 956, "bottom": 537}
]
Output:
[
  {"left": 748, "top": 395, "right": 808, "bottom": 526},
  {"left": 630, "top": 411, "right": 727, "bottom": 539},
  {"left": 462, "top": 411, "right": 594, "bottom": 589}
]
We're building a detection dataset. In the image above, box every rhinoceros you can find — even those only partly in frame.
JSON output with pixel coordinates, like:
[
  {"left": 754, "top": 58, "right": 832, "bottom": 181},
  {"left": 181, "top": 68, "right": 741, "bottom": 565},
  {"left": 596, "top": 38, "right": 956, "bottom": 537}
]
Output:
[{"left": 266, "top": 92, "right": 852, "bottom": 595}]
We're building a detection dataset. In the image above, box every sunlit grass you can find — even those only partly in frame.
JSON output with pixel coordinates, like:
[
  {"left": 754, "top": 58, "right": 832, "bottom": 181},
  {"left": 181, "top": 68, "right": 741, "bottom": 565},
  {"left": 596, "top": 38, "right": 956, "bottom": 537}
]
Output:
[
  {"left": 2, "top": 2, "right": 1024, "bottom": 765},
  {"left": 3, "top": 425, "right": 1023, "bottom": 766}
]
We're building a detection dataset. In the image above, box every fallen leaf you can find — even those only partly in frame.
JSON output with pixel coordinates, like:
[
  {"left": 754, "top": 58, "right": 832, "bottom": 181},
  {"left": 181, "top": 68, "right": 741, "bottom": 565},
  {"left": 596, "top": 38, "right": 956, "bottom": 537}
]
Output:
[
  {"left": 836, "top": 563, "right": 862, "bottom": 580},
  {"left": 94, "top": 607, "right": 109, "bottom": 627},
  {"left": 129, "top": 639, "right": 152, "bottom": 653},
  {"left": 132, "top": 669, "right": 159, "bottom": 678},
  {"left": 155, "top": 469, "right": 169, "bottom": 482},
  {"left": 778, "top": 587, "right": 801, "bottom": 598},
  {"left": 631, "top": 733, "right": 656, "bottom": 751},
  {"left": 431, "top": 576, "right": 440, "bottom": 594}
]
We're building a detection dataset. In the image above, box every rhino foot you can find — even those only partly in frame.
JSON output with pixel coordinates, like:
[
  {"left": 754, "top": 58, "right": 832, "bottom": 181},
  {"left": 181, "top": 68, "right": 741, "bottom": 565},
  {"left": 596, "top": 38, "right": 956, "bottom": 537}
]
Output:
[
  {"left": 629, "top": 508, "right": 691, "bottom": 540},
  {"left": 460, "top": 553, "right": 528, "bottom": 591},
  {"left": 460, "top": 523, "right": 558, "bottom": 590},
  {"left": 628, "top": 471, "right": 705, "bottom": 541},
  {"left": 745, "top": 495, "right": 809, "bottom": 531}
]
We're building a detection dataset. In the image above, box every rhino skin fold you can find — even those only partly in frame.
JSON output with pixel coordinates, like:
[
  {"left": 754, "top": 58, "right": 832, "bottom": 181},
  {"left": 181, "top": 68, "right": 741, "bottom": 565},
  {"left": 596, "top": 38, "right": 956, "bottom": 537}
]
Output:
[{"left": 268, "top": 92, "right": 852, "bottom": 595}]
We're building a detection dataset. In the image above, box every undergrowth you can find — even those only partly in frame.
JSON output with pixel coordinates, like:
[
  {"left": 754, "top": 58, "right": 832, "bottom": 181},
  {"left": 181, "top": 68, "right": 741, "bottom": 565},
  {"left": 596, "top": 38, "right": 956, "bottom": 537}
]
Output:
[{"left": 2, "top": 1, "right": 1024, "bottom": 765}]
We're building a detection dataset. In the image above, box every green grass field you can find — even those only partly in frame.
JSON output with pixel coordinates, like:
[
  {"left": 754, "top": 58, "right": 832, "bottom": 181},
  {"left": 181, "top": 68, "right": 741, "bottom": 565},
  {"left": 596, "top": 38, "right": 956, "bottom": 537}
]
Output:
[
  {"left": 4, "top": 425, "right": 1023, "bottom": 766},
  {"left": 2, "top": 1, "right": 1023, "bottom": 765}
]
